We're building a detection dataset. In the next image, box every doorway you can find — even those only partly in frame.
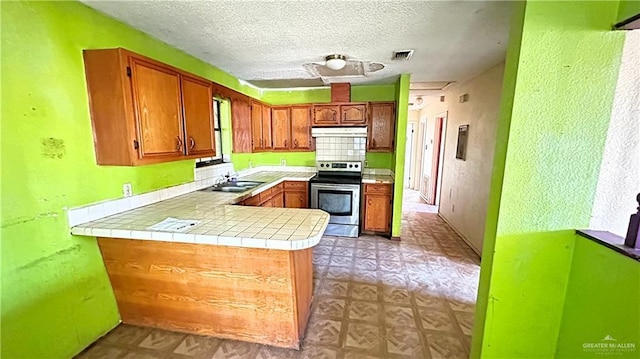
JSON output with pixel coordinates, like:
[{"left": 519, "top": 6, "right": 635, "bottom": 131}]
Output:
[{"left": 420, "top": 112, "right": 447, "bottom": 206}]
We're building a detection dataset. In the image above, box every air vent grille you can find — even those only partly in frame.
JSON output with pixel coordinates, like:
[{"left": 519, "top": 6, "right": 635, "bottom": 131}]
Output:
[{"left": 392, "top": 50, "right": 414, "bottom": 61}]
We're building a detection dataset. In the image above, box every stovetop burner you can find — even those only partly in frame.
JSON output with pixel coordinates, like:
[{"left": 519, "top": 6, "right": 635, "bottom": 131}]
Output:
[{"left": 311, "top": 161, "right": 363, "bottom": 185}]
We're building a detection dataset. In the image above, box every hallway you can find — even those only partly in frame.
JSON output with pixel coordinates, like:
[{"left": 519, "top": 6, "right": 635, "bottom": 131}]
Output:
[
  {"left": 77, "top": 212, "right": 480, "bottom": 359},
  {"left": 403, "top": 188, "right": 439, "bottom": 214}
]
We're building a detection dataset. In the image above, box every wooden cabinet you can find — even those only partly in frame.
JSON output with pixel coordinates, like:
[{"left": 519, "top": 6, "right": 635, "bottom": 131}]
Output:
[
  {"left": 362, "top": 184, "right": 393, "bottom": 233},
  {"left": 272, "top": 107, "right": 290, "bottom": 150},
  {"left": 284, "top": 181, "right": 308, "bottom": 208},
  {"left": 83, "top": 48, "right": 216, "bottom": 165},
  {"left": 182, "top": 76, "right": 216, "bottom": 156},
  {"left": 341, "top": 104, "right": 367, "bottom": 125},
  {"left": 231, "top": 97, "right": 252, "bottom": 153},
  {"left": 270, "top": 106, "right": 312, "bottom": 152},
  {"left": 312, "top": 105, "right": 340, "bottom": 126},
  {"left": 312, "top": 103, "right": 367, "bottom": 126},
  {"left": 243, "top": 183, "right": 285, "bottom": 208},
  {"left": 290, "top": 106, "right": 313, "bottom": 151},
  {"left": 368, "top": 102, "right": 395, "bottom": 152},
  {"left": 251, "top": 101, "right": 273, "bottom": 151}
]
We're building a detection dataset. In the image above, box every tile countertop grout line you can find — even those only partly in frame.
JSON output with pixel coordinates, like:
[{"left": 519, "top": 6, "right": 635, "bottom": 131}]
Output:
[{"left": 69, "top": 171, "right": 330, "bottom": 251}]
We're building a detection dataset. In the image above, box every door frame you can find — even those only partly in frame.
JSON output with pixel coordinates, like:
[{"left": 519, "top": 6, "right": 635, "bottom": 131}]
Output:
[{"left": 421, "top": 111, "right": 447, "bottom": 205}]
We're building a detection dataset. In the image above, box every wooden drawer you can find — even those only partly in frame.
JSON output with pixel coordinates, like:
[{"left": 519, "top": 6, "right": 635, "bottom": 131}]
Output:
[
  {"left": 364, "top": 184, "right": 392, "bottom": 195},
  {"left": 244, "top": 195, "right": 261, "bottom": 206},
  {"left": 284, "top": 181, "right": 308, "bottom": 190},
  {"left": 259, "top": 187, "right": 273, "bottom": 202},
  {"left": 272, "top": 183, "right": 284, "bottom": 194}
]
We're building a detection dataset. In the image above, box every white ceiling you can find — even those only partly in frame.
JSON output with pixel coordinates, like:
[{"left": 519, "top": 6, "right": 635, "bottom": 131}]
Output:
[{"left": 82, "top": 0, "right": 512, "bottom": 89}]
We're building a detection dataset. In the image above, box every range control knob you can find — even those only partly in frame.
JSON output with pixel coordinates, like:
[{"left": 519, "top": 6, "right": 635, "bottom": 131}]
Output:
[
  {"left": 320, "top": 163, "right": 325, "bottom": 167},
  {"left": 355, "top": 163, "right": 359, "bottom": 168},
  {"left": 349, "top": 164, "right": 353, "bottom": 168}
]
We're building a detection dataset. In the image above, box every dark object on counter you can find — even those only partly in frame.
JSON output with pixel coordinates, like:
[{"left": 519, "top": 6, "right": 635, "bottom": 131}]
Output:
[{"left": 624, "top": 193, "right": 640, "bottom": 249}]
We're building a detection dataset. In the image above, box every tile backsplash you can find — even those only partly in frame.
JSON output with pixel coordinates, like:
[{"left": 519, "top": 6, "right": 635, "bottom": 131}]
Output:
[{"left": 315, "top": 137, "right": 366, "bottom": 162}]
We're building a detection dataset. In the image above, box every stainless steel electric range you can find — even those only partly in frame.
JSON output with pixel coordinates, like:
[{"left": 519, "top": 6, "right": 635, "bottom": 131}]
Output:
[{"left": 310, "top": 161, "right": 363, "bottom": 237}]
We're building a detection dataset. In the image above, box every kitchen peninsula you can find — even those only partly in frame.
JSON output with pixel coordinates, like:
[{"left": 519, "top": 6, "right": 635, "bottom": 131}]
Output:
[{"left": 71, "top": 172, "right": 328, "bottom": 349}]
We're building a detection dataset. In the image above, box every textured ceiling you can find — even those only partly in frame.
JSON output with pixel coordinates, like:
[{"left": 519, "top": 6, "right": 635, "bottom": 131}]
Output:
[{"left": 82, "top": 0, "right": 512, "bottom": 88}]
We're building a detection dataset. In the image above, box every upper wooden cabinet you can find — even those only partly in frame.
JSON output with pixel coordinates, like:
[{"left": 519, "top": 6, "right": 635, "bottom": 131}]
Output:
[
  {"left": 312, "top": 103, "right": 366, "bottom": 126},
  {"left": 290, "top": 106, "right": 313, "bottom": 151},
  {"left": 341, "top": 104, "right": 367, "bottom": 125},
  {"left": 272, "top": 107, "right": 291, "bottom": 150},
  {"left": 182, "top": 76, "right": 216, "bottom": 156},
  {"left": 251, "top": 101, "right": 272, "bottom": 152},
  {"left": 368, "top": 102, "right": 396, "bottom": 152},
  {"left": 231, "top": 97, "right": 252, "bottom": 153},
  {"left": 312, "top": 105, "right": 340, "bottom": 126},
  {"left": 83, "top": 48, "right": 216, "bottom": 165}
]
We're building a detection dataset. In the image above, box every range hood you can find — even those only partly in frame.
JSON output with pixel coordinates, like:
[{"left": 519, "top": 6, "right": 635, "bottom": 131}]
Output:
[{"left": 311, "top": 127, "right": 368, "bottom": 138}]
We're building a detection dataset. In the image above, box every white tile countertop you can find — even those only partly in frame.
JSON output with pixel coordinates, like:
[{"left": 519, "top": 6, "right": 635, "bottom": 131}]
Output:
[
  {"left": 362, "top": 174, "right": 395, "bottom": 184},
  {"left": 71, "top": 171, "right": 328, "bottom": 251}
]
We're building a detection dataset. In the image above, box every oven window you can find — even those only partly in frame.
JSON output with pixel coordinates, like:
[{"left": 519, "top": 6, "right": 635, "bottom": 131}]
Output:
[{"left": 318, "top": 190, "right": 353, "bottom": 216}]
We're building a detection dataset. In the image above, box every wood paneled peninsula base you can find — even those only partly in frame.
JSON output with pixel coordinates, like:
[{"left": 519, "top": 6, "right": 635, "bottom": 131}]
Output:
[{"left": 98, "top": 237, "right": 314, "bottom": 349}]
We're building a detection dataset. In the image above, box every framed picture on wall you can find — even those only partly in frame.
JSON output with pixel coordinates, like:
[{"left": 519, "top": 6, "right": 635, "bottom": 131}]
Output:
[{"left": 456, "top": 125, "right": 469, "bottom": 160}]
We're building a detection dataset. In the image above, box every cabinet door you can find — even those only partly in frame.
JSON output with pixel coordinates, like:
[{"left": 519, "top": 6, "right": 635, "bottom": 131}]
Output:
[
  {"left": 272, "top": 107, "right": 290, "bottom": 150},
  {"left": 231, "top": 98, "right": 252, "bottom": 153},
  {"left": 251, "top": 101, "right": 263, "bottom": 151},
  {"left": 341, "top": 104, "right": 367, "bottom": 125},
  {"left": 182, "top": 76, "right": 215, "bottom": 157},
  {"left": 364, "top": 194, "right": 391, "bottom": 232},
  {"left": 290, "top": 106, "right": 312, "bottom": 151},
  {"left": 285, "top": 191, "right": 308, "bottom": 208},
  {"left": 368, "top": 102, "right": 395, "bottom": 152},
  {"left": 272, "top": 193, "right": 284, "bottom": 208},
  {"left": 312, "top": 105, "right": 340, "bottom": 126},
  {"left": 130, "top": 58, "right": 184, "bottom": 159},
  {"left": 262, "top": 105, "right": 273, "bottom": 150}
]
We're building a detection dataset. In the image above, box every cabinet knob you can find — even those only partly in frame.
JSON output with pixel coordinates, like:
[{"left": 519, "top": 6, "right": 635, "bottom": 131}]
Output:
[
  {"left": 284, "top": 139, "right": 288, "bottom": 147},
  {"left": 372, "top": 138, "right": 377, "bottom": 148},
  {"left": 294, "top": 139, "right": 298, "bottom": 148},
  {"left": 176, "top": 136, "right": 183, "bottom": 151},
  {"left": 189, "top": 137, "right": 195, "bottom": 149}
]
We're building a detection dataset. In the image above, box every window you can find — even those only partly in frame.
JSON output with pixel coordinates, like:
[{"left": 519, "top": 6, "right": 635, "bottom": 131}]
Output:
[{"left": 196, "top": 98, "right": 224, "bottom": 167}]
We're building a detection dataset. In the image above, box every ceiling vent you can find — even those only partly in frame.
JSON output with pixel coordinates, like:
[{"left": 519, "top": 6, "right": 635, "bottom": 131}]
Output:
[{"left": 392, "top": 50, "right": 414, "bottom": 61}]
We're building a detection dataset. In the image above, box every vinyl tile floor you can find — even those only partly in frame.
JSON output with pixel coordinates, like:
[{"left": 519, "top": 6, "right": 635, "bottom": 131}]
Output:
[{"left": 76, "top": 212, "right": 480, "bottom": 359}]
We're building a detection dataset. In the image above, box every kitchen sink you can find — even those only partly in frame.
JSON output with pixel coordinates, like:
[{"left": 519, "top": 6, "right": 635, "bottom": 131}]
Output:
[{"left": 199, "top": 181, "right": 265, "bottom": 193}]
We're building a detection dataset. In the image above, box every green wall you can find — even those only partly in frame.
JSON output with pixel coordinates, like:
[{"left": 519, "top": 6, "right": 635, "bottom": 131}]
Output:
[
  {"left": 555, "top": 236, "right": 640, "bottom": 358},
  {"left": 0, "top": 1, "right": 259, "bottom": 357},
  {"left": 391, "top": 75, "right": 410, "bottom": 237},
  {"left": 617, "top": 0, "right": 640, "bottom": 23},
  {"left": 231, "top": 84, "right": 397, "bottom": 171},
  {"left": 472, "top": 1, "right": 628, "bottom": 358}
]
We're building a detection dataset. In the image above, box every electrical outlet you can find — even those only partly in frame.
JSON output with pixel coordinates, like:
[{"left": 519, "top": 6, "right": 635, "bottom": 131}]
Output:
[
  {"left": 364, "top": 160, "right": 369, "bottom": 167},
  {"left": 122, "top": 183, "right": 133, "bottom": 197},
  {"left": 281, "top": 159, "right": 286, "bottom": 166}
]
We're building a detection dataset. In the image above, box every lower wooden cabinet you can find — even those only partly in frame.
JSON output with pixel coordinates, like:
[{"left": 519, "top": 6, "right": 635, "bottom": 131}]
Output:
[
  {"left": 243, "top": 182, "right": 308, "bottom": 208},
  {"left": 362, "top": 183, "right": 393, "bottom": 234},
  {"left": 284, "top": 181, "right": 308, "bottom": 208}
]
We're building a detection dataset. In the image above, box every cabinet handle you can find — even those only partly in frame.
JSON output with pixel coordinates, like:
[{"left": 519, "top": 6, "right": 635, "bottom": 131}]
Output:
[
  {"left": 372, "top": 138, "right": 377, "bottom": 148},
  {"left": 176, "top": 136, "right": 183, "bottom": 151},
  {"left": 284, "top": 139, "right": 288, "bottom": 147},
  {"left": 294, "top": 139, "right": 298, "bottom": 148},
  {"left": 189, "top": 137, "right": 195, "bottom": 149},
  {"left": 260, "top": 138, "right": 263, "bottom": 147}
]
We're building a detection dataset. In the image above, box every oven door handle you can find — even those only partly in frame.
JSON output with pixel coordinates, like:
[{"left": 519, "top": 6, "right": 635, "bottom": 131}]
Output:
[{"left": 311, "top": 184, "right": 361, "bottom": 191}]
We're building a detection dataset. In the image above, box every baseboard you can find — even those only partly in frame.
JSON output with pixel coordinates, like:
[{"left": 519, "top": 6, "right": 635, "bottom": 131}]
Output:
[{"left": 437, "top": 214, "right": 482, "bottom": 257}]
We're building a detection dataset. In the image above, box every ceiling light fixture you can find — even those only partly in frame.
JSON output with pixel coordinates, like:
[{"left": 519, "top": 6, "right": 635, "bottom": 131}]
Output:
[
  {"left": 415, "top": 96, "right": 423, "bottom": 105},
  {"left": 325, "top": 54, "right": 347, "bottom": 70}
]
